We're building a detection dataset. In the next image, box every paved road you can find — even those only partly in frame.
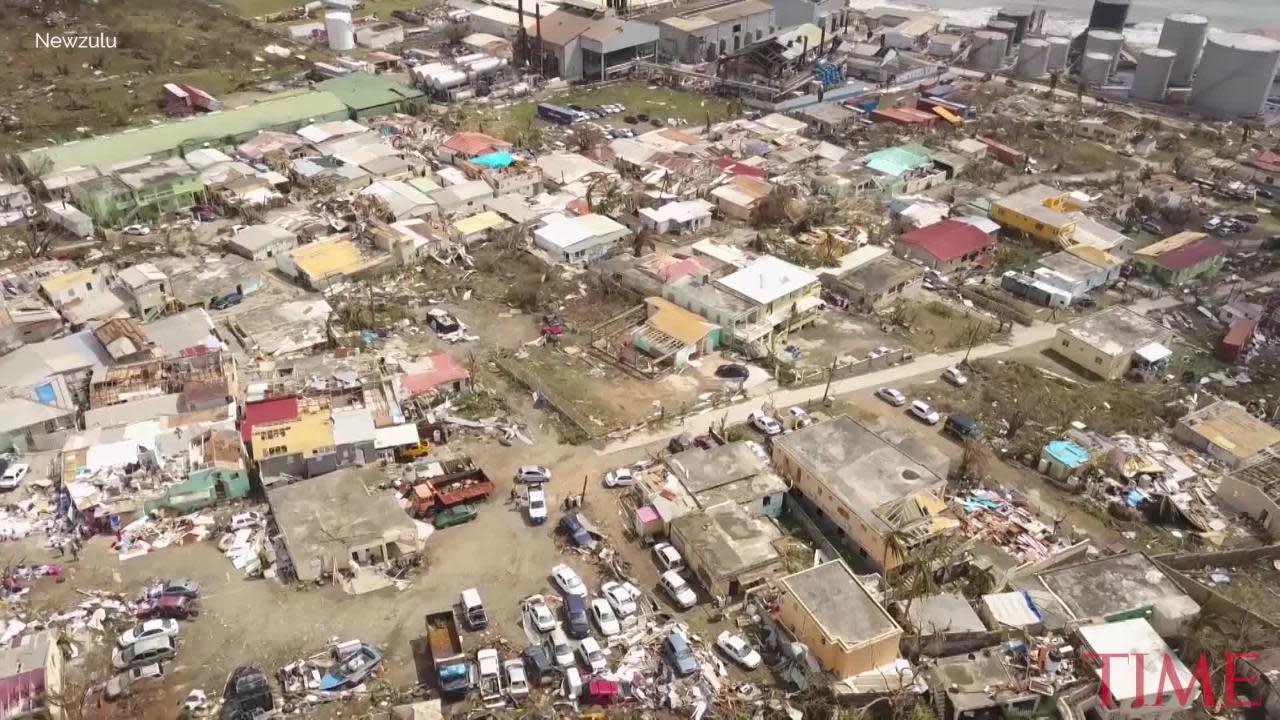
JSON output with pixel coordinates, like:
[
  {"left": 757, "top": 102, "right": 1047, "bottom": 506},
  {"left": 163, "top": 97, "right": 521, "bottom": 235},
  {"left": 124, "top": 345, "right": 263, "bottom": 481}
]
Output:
[{"left": 599, "top": 296, "right": 1184, "bottom": 454}]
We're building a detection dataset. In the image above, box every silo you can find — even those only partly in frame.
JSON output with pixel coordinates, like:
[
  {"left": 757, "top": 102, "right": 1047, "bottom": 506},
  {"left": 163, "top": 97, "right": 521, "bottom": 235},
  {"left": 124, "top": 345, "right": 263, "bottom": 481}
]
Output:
[
  {"left": 1157, "top": 13, "right": 1209, "bottom": 86},
  {"left": 1191, "top": 31, "right": 1280, "bottom": 118},
  {"left": 996, "top": 8, "right": 1033, "bottom": 45},
  {"left": 987, "top": 19, "right": 1018, "bottom": 51},
  {"left": 1085, "top": 29, "right": 1123, "bottom": 72},
  {"left": 1016, "top": 38, "right": 1051, "bottom": 78},
  {"left": 324, "top": 11, "right": 354, "bottom": 51},
  {"left": 1132, "top": 48, "right": 1175, "bottom": 101},
  {"left": 1088, "top": 0, "right": 1129, "bottom": 32},
  {"left": 970, "top": 30, "right": 1009, "bottom": 71},
  {"left": 1080, "top": 51, "right": 1113, "bottom": 85},
  {"left": 1046, "top": 36, "right": 1071, "bottom": 71}
]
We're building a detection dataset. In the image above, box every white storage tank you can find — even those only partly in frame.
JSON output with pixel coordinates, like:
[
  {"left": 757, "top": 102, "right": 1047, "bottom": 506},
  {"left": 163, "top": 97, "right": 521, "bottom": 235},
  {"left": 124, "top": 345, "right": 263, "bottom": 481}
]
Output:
[
  {"left": 970, "top": 30, "right": 1009, "bottom": 71},
  {"left": 1132, "top": 48, "right": 1175, "bottom": 102},
  {"left": 1080, "top": 51, "right": 1113, "bottom": 86},
  {"left": 1191, "top": 31, "right": 1280, "bottom": 118},
  {"left": 1016, "top": 38, "right": 1050, "bottom": 78},
  {"left": 1085, "top": 28, "right": 1123, "bottom": 71},
  {"left": 1046, "top": 36, "right": 1071, "bottom": 72},
  {"left": 466, "top": 56, "right": 506, "bottom": 74},
  {"left": 324, "top": 10, "right": 355, "bottom": 51},
  {"left": 987, "top": 20, "right": 1018, "bottom": 53},
  {"left": 1158, "top": 13, "right": 1209, "bottom": 86}
]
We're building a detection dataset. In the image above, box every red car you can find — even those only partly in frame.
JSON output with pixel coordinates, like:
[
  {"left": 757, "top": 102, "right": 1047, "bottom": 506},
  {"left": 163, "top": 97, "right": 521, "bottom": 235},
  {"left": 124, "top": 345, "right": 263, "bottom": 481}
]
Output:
[{"left": 137, "top": 595, "right": 199, "bottom": 620}]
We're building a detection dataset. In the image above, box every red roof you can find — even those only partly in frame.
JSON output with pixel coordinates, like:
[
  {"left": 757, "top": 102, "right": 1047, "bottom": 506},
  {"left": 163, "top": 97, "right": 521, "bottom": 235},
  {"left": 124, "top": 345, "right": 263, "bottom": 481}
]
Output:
[
  {"left": 1248, "top": 150, "right": 1280, "bottom": 174},
  {"left": 1223, "top": 317, "right": 1258, "bottom": 347},
  {"left": 714, "top": 157, "right": 768, "bottom": 179},
  {"left": 240, "top": 396, "right": 299, "bottom": 442},
  {"left": 399, "top": 352, "right": 470, "bottom": 396},
  {"left": 896, "top": 219, "right": 995, "bottom": 263},
  {"left": 1152, "top": 234, "right": 1226, "bottom": 271},
  {"left": 441, "top": 132, "right": 511, "bottom": 158},
  {"left": 978, "top": 136, "right": 1024, "bottom": 157}
]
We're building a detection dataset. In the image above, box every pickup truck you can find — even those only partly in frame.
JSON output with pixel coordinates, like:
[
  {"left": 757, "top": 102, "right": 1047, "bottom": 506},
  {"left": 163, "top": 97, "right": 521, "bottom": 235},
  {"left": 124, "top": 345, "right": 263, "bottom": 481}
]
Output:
[
  {"left": 425, "top": 611, "right": 472, "bottom": 700},
  {"left": 476, "top": 648, "right": 503, "bottom": 707},
  {"left": 406, "top": 458, "right": 494, "bottom": 518}
]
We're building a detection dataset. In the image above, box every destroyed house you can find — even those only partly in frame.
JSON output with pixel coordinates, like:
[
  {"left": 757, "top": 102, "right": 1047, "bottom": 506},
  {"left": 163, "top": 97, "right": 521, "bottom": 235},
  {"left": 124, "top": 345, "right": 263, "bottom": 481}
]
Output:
[
  {"left": 1174, "top": 400, "right": 1280, "bottom": 468},
  {"left": 1215, "top": 457, "right": 1280, "bottom": 539},
  {"left": 250, "top": 397, "right": 338, "bottom": 482},
  {"left": 145, "top": 428, "right": 251, "bottom": 513},
  {"left": 0, "top": 630, "right": 65, "bottom": 719}
]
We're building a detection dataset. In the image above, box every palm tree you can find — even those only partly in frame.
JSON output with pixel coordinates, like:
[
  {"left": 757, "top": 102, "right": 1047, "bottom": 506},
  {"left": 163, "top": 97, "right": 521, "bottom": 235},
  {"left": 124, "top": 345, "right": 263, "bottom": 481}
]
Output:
[{"left": 880, "top": 526, "right": 913, "bottom": 583}]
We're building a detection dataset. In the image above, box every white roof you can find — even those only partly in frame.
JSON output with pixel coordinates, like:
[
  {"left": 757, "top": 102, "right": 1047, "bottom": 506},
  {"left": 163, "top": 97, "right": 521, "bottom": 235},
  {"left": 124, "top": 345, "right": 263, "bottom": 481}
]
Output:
[
  {"left": 709, "top": 184, "right": 757, "bottom": 209},
  {"left": 374, "top": 423, "right": 420, "bottom": 450},
  {"left": 231, "top": 224, "right": 296, "bottom": 252},
  {"left": 980, "top": 591, "right": 1042, "bottom": 629},
  {"left": 184, "top": 148, "right": 234, "bottom": 170},
  {"left": 757, "top": 113, "right": 808, "bottom": 135},
  {"left": 692, "top": 239, "right": 750, "bottom": 268},
  {"left": 361, "top": 180, "right": 436, "bottom": 218},
  {"left": 953, "top": 216, "right": 1000, "bottom": 235},
  {"left": 639, "top": 199, "right": 714, "bottom": 224},
  {"left": 296, "top": 120, "right": 369, "bottom": 144},
  {"left": 331, "top": 408, "right": 376, "bottom": 445},
  {"left": 535, "top": 152, "right": 614, "bottom": 186},
  {"left": 1135, "top": 342, "right": 1172, "bottom": 363},
  {"left": 1078, "top": 619, "right": 1194, "bottom": 705},
  {"left": 118, "top": 262, "right": 167, "bottom": 289},
  {"left": 533, "top": 213, "right": 628, "bottom": 250},
  {"left": 716, "top": 255, "right": 818, "bottom": 305}
]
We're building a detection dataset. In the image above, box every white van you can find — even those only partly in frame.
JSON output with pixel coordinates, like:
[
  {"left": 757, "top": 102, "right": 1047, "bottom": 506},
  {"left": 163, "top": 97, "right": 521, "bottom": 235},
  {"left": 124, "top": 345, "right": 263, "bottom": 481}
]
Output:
[{"left": 460, "top": 588, "right": 488, "bottom": 630}]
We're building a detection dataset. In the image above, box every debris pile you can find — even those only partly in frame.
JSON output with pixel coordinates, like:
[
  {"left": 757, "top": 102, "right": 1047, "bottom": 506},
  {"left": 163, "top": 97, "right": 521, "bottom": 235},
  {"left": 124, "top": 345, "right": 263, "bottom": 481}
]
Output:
[
  {"left": 278, "top": 639, "right": 383, "bottom": 709},
  {"left": 113, "top": 513, "right": 216, "bottom": 560},
  {"left": 953, "top": 489, "right": 1074, "bottom": 562}
]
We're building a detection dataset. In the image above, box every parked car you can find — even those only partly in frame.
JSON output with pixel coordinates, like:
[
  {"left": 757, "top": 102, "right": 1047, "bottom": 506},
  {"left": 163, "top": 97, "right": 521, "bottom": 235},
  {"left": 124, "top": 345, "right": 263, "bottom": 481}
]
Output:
[
  {"left": 1237, "top": 212, "right": 1260, "bottom": 224},
  {"left": 876, "top": 387, "right": 907, "bottom": 406},
  {"left": 434, "top": 503, "right": 478, "bottom": 529},
  {"left": 590, "top": 598, "right": 620, "bottom": 636},
  {"left": 866, "top": 345, "right": 891, "bottom": 360},
  {"left": 522, "top": 594, "right": 556, "bottom": 633},
  {"left": 526, "top": 487, "right": 547, "bottom": 525},
  {"left": 209, "top": 292, "right": 244, "bottom": 310},
  {"left": 714, "top": 363, "right": 750, "bottom": 380},
  {"left": 944, "top": 414, "right": 981, "bottom": 440},
  {"left": 427, "top": 308, "right": 463, "bottom": 335},
  {"left": 577, "top": 637, "right": 607, "bottom": 674},
  {"left": 112, "top": 636, "right": 177, "bottom": 671},
  {"left": 136, "top": 595, "right": 198, "bottom": 621},
  {"left": 715, "top": 631, "right": 762, "bottom": 670},
  {"left": 786, "top": 406, "right": 814, "bottom": 428},
  {"left": 515, "top": 465, "right": 551, "bottom": 484},
  {"left": 522, "top": 644, "right": 555, "bottom": 685},
  {"left": 908, "top": 400, "right": 941, "bottom": 425},
  {"left": 559, "top": 513, "right": 594, "bottom": 548},
  {"left": 652, "top": 542, "right": 684, "bottom": 572},
  {"left": 1141, "top": 219, "right": 1163, "bottom": 235},
  {"left": 547, "top": 628, "right": 574, "bottom": 668},
  {"left": 942, "top": 366, "right": 968, "bottom": 387},
  {"left": 562, "top": 666, "right": 584, "bottom": 698},
  {"left": 603, "top": 466, "right": 635, "bottom": 488},
  {"left": 105, "top": 662, "right": 166, "bottom": 700},
  {"left": 221, "top": 665, "right": 274, "bottom": 717},
  {"left": 664, "top": 632, "right": 698, "bottom": 676},
  {"left": 659, "top": 570, "right": 697, "bottom": 609},
  {"left": 505, "top": 658, "right": 530, "bottom": 701},
  {"left": 601, "top": 581, "right": 639, "bottom": 618},
  {"left": 563, "top": 593, "right": 591, "bottom": 639},
  {"left": 551, "top": 564, "right": 588, "bottom": 597},
  {"left": 749, "top": 410, "right": 783, "bottom": 436},
  {"left": 0, "top": 463, "right": 29, "bottom": 490},
  {"left": 140, "top": 579, "right": 200, "bottom": 600},
  {"left": 123, "top": 224, "right": 151, "bottom": 236},
  {"left": 117, "top": 619, "right": 179, "bottom": 649}
]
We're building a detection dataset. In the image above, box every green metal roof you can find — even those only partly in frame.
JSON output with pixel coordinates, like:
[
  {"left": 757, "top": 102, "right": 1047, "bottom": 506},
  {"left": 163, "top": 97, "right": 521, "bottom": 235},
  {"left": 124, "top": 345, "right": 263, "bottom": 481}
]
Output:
[
  {"left": 863, "top": 146, "right": 932, "bottom": 177},
  {"left": 19, "top": 90, "right": 349, "bottom": 175},
  {"left": 315, "top": 74, "right": 424, "bottom": 112}
]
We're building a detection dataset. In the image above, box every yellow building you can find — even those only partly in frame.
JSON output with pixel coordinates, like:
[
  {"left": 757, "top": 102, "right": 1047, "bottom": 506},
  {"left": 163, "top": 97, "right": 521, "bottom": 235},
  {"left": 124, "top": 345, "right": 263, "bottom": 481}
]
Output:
[
  {"left": 251, "top": 398, "right": 336, "bottom": 480},
  {"left": 1054, "top": 306, "right": 1175, "bottom": 380},
  {"left": 989, "top": 184, "right": 1085, "bottom": 247},
  {"left": 776, "top": 560, "right": 902, "bottom": 679},
  {"left": 277, "top": 236, "right": 386, "bottom": 290}
]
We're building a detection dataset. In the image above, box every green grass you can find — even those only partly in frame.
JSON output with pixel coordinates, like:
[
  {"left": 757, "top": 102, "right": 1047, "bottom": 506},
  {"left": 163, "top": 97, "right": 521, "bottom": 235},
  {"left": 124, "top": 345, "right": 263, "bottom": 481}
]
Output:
[{"left": 507, "top": 82, "right": 734, "bottom": 130}]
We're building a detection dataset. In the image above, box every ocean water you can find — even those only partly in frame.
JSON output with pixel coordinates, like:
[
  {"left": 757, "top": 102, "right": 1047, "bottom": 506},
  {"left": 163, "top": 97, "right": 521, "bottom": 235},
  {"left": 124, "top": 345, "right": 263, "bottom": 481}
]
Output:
[{"left": 847, "top": 0, "right": 1280, "bottom": 43}]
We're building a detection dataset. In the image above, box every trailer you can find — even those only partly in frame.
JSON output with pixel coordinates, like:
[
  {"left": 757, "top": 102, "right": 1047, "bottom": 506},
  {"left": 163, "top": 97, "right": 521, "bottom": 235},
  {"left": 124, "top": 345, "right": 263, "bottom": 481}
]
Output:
[
  {"left": 406, "top": 458, "right": 493, "bottom": 517},
  {"left": 425, "top": 611, "right": 472, "bottom": 700}
]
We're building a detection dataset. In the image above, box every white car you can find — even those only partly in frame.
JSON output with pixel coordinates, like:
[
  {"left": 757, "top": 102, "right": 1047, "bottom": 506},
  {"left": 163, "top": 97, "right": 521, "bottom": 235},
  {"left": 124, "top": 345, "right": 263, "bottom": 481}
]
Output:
[
  {"left": 576, "top": 637, "right": 607, "bottom": 674},
  {"left": 527, "top": 486, "right": 548, "bottom": 525},
  {"left": 603, "top": 467, "right": 635, "bottom": 488},
  {"left": 660, "top": 570, "right": 697, "bottom": 609},
  {"left": 749, "top": 410, "right": 783, "bottom": 436},
  {"left": 866, "top": 345, "right": 890, "bottom": 359},
  {"left": 515, "top": 465, "right": 551, "bottom": 484},
  {"left": 504, "top": 659, "right": 529, "bottom": 701},
  {"left": 942, "top": 366, "right": 968, "bottom": 387},
  {"left": 522, "top": 594, "right": 556, "bottom": 633},
  {"left": 0, "top": 463, "right": 29, "bottom": 490},
  {"left": 716, "top": 631, "right": 762, "bottom": 670},
  {"left": 105, "top": 662, "right": 165, "bottom": 700},
  {"left": 786, "top": 406, "right": 814, "bottom": 428},
  {"left": 909, "top": 400, "right": 941, "bottom": 425},
  {"left": 122, "top": 224, "right": 151, "bottom": 236},
  {"left": 652, "top": 542, "right": 684, "bottom": 572},
  {"left": 744, "top": 440, "right": 769, "bottom": 462},
  {"left": 601, "top": 581, "right": 639, "bottom": 618},
  {"left": 230, "top": 511, "right": 266, "bottom": 530},
  {"left": 117, "top": 619, "right": 179, "bottom": 649},
  {"left": 875, "top": 387, "right": 907, "bottom": 407},
  {"left": 590, "top": 598, "right": 620, "bottom": 636},
  {"left": 550, "top": 564, "right": 587, "bottom": 597},
  {"left": 547, "top": 628, "right": 574, "bottom": 668}
]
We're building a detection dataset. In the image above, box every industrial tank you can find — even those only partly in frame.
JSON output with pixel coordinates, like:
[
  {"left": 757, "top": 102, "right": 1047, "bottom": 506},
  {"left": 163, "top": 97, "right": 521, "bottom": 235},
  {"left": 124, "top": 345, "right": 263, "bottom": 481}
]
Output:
[
  {"left": 996, "top": 8, "right": 1032, "bottom": 45},
  {"left": 324, "top": 10, "right": 355, "bottom": 51},
  {"left": 1157, "top": 13, "right": 1209, "bottom": 86},
  {"left": 987, "top": 19, "right": 1017, "bottom": 51},
  {"left": 1046, "top": 36, "right": 1071, "bottom": 71},
  {"left": 1080, "top": 51, "right": 1113, "bottom": 85},
  {"left": 1088, "top": 0, "right": 1129, "bottom": 31},
  {"left": 970, "top": 30, "right": 1009, "bottom": 71},
  {"left": 1016, "top": 38, "right": 1050, "bottom": 78},
  {"left": 1132, "top": 48, "right": 1175, "bottom": 102},
  {"left": 1191, "top": 31, "right": 1280, "bottom": 117},
  {"left": 1085, "top": 29, "right": 1124, "bottom": 72}
]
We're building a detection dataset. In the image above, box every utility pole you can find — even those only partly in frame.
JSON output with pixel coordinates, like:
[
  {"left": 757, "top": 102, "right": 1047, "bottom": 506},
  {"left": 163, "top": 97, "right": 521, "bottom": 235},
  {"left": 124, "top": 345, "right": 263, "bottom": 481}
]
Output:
[
  {"left": 821, "top": 357, "right": 837, "bottom": 405},
  {"left": 579, "top": 473, "right": 589, "bottom": 506}
]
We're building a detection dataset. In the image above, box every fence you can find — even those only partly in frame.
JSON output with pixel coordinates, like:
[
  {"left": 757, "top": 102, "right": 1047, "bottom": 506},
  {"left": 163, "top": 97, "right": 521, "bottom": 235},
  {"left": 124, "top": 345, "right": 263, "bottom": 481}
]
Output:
[
  {"left": 1154, "top": 543, "right": 1280, "bottom": 571},
  {"left": 493, "top": 354, "right": 607, "bottom": 440},
  {"left": 790, "top": 348, "right": 914, "bottom": 386}
]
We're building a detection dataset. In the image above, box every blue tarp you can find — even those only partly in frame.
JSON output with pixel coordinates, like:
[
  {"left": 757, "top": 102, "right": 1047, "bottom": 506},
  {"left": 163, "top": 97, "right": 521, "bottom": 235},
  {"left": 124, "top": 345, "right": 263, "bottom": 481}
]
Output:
[{"left": 471, "top": 151, "right": 514, "bottom": 168}]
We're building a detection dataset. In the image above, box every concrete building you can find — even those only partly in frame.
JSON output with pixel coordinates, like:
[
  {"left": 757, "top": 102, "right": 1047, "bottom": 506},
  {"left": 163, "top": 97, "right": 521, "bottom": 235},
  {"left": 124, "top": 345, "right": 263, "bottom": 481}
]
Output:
[
  {"left": 156, "top": 255, "right": 262, "bottom": 310},
  {"left": 1076, "top": 618, "right": 1198, "bottom": 720},
  {"left": 667, "top": 441, "right": 787, "bottom": 517},
  {"left": 658, "top": 0, "right": 776, "bottom": 63},
  {"left": 0, "top": 182, "right": 33, "bottom": 213},
  {"left": 268, "top": 466, "right": 420, "bottom": 584},
  {"left": 714, "top": 255, "right": 821, "bottom": 353},
  {"left": 776, "top": 560, "right": 901, "bottom": 679},
  {"left": 536, "top": 10, "right": 659, "bottom": 82},
  {"left": 990, "top": 184, "right": 1084, "bottom": 247},
  {"left": 1174, "top": 400, "right": 1280, "bottom": 468},
  {"left": 1131, "top": 231, "right": 1226, "bottom": 286},
  {"left": 929, "top": 647, "right": 1043, "bottom": 720},
  {"left": 39, "top": 266, "right": 111, "bottom": 309},
  {"left": 277, "top": 236, "right": 387, "bottom": 290},
  {"left": 771, "top": 0, "right": 844, "bottom": 36},
  {"left": 1054, "top": 307, "right": 1176, "bottom": 380},
  {"left": 117, "top": 262, "right": 170, "bottom": 321},
  {"left": 669, "top": 503, "right": 784, "bottom": 599},
  {"left": 1032, "top": 553, "right": 1200, "bottom": 637},
  {"left": 638, "top": 199, "right": 714, "bottom": 235},
  {"left": 1214, "top": 457, "right": 1280, "bottom": 540},
  {"left": 820, "top": 254, "right": 922, "bottom": 312},
  {"left": 227, "top": 224, "right": 298, "bottom": 261},
  {"left": 0, "top": 630, "right": 65, "bottom": 719},
  {"left": 896, "top": 592, "right": 987, "bottom": 652},
  {"left": 430, "top": 179, "right": 495, "bottom": 218},
  {"left": 251, "top": 396, "right": 337, "bottom": 481},
  {"left": 772, "top": 415, "right": 956, "bottom": 571},
  {"left": 533, "top": 213, "right": 631, "bottom": 263},
  {"left": 1033, "top": 246, "right": 1122, "bottom": 297}
]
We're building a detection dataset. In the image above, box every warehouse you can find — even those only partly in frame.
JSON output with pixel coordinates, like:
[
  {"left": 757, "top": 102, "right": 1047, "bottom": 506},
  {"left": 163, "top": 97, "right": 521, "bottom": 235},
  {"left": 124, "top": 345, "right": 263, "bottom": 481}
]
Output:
[{"left": 315, "top": 74, "right": 426, "bottom": 119}]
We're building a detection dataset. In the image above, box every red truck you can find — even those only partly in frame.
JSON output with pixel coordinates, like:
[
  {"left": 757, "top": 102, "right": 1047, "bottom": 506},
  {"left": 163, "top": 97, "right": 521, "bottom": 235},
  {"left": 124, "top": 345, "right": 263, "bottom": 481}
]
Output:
[{"left": 405, "top": 457, "right": 493, "bottom": 517}]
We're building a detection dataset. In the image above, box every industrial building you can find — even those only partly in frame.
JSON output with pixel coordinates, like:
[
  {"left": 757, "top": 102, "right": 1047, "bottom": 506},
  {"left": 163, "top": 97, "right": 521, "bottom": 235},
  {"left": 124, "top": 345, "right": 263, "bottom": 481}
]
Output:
[{"left": 656, "top": 0, "right": 776, "bottom": 63}]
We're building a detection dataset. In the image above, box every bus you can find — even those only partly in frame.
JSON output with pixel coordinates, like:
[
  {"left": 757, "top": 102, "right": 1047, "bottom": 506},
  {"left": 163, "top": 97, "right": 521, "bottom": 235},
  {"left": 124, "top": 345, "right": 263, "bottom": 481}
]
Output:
[{"left": 537, "top": 102, "right": 586, "bottom": 125}]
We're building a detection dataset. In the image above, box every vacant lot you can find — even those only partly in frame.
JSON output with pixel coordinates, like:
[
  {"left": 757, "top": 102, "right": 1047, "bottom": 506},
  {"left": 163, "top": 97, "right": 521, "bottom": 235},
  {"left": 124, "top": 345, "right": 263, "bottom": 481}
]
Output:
[
  {"left": 892, "top": 297, "right": 1001, "bottom": 353},
  {"left": 0, "top": 0, "right": 308, "bottom": 153}
]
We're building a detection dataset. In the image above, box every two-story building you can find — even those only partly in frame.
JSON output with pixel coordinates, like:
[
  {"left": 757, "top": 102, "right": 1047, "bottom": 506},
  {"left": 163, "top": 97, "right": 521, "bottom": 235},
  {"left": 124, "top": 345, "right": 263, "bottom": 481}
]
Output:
[
  {"left": 990, "top": 184, "right": 1089, "bottom": 247},
  {"left": 713, "top": 255, "right": 820, "bottom": 354},
  {"left": 115, "top": 158, "right": 206, "bottom": 223},
  {"left": 250, "top": 397, "right": 338, "bottom": 482},
  {"left": 658, "top": 0, "right": 776, "bottom": 63},
  {"left": 117, "top": 263, "right": 170, "bottom": 321}
]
